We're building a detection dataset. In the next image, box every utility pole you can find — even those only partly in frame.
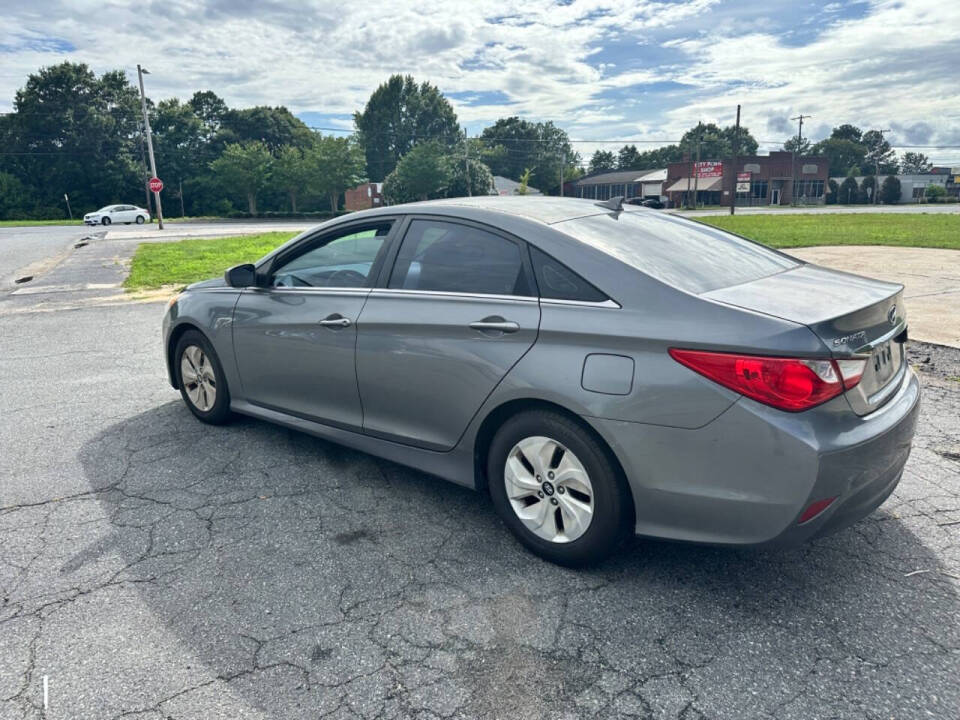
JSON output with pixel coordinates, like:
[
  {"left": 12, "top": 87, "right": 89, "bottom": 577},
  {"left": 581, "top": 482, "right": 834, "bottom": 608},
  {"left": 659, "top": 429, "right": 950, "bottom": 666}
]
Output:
[
  {"left": 463, "top": 126, "right": 471, "bottom": 197},
  {"left": 559, "top": 151, "right": 565, "bottom": 197},
  {"left": 790, "top": 113, "right": 810, "bottom": 207},
  {"left": 692, "top": 122, "right": 701, "bottom": 209},
  {"left": 137, "top": 64, "right": 164, "bottom": 230},
  {"left": 872, "top": 128, "right": 891, "bottom": 205},
  {"left": 137, "top": 132, "right": 151, "bottom": 212},
  {"left": 730, "top": 104, "right": 741, "bottom": 216}
]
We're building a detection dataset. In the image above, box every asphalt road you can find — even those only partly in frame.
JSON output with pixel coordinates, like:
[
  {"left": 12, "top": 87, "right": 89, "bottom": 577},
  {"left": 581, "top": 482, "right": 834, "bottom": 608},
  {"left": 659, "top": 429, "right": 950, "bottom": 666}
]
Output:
[{"left": 1, "top": 235, "right": 959, "bottom": 719}]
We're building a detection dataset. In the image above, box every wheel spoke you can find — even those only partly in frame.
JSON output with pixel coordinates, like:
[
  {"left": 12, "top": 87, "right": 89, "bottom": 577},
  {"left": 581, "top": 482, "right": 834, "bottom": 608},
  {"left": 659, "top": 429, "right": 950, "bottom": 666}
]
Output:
[{"left": 503, "top": 435, "right": 594, "bottom": 544}]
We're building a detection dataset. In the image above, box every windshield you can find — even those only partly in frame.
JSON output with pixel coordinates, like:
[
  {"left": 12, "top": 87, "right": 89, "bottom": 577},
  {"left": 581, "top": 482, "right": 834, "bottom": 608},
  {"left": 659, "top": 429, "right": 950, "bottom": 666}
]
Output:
[{"left": 555, "top": 212, "right": 799, "bottom": 294}]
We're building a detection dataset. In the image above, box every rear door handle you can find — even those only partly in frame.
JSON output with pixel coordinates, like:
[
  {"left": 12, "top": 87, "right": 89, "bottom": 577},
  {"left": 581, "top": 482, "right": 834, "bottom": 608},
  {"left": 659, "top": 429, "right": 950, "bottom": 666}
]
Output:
[
  {"left": 469, "top": 318, "right": 520, "bottom": 333},
  {"left": 319, "top": 314, "right": 351, "bottom": 329}
]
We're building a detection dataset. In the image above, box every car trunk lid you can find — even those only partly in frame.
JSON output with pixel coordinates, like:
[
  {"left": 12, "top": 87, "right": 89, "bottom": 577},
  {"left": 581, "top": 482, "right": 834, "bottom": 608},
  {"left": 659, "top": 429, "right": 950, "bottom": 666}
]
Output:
[{"left": 703, "top": 263, "right": 906, "bottom": 416}]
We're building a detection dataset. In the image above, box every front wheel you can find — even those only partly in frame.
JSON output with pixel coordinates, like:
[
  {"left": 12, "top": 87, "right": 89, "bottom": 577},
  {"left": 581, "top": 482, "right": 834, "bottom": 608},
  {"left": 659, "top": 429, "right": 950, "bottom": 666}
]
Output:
[
  {"left": 101, "top": 216, "right": 111, "bottom": 226},
  {"left": 488, "top": 410, "right": 632, "bottom": 567},
  {"left": 174, "top": 330, "right": 231, "bottom": 424},
  {"left": 136, "top": 215, "right": 145, "bottom": 224}
]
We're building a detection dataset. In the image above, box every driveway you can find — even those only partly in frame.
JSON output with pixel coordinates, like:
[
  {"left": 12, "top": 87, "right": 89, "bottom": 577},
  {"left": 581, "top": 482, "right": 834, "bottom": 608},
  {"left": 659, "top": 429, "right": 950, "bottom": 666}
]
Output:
[
  {"left": 1, "top": 235, "right": 959, "bottom": 718},
  {"left": 791, "top": 246, "right": 960, "bottom": 348}
]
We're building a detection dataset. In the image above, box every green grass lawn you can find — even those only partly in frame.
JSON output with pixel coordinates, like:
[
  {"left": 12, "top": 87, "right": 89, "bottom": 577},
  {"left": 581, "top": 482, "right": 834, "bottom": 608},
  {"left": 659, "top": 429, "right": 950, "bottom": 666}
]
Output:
[
  {"left": 124, "top": 231, "right": 295, "bottom": 289},
  {"left": 695, "top": 213, "right": 960, "bottom": 250},
  {"left": 0, "top": 219, "right": 84, "bottom": 227}
]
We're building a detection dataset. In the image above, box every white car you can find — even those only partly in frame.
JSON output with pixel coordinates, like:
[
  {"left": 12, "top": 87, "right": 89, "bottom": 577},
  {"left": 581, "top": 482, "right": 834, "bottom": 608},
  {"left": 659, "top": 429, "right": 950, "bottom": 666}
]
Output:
[{"left": 83, "top": 204, "right": 151, "bottom": 226}]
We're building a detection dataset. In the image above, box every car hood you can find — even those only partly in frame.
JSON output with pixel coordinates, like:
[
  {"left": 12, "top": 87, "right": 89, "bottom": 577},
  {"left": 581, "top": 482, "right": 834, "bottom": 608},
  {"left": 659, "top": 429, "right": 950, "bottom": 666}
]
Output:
[{"left": 186, "top": 277, "right": 229, "bottom": 290}]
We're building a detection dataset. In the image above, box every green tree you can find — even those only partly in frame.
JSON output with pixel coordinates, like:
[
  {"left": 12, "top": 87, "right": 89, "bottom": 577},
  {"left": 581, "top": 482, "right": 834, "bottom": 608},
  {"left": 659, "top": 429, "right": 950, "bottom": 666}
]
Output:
[
  {"left": 680, "top": 122, "right": 758, "bottom": 159},
  {"left": 862, "top": 130, "right": 898, "bottom": 174},
  {"left": 0, "top": 62, "right": 142, "bottom": 214},
  {"left": 783, "top": 135, "right": 812, "bottom": 155},
  {"left": 810, "top": 138, "right": 867, "bottom": 177},
  {"left": 924, "top": 184, "right": 946, "bottom": 202},
  {"left": 308, "top": 135, "right": 367, "bottom": 211},
  {"left": 354, "top": 75, "right": 461, "bottom": 182},
  {"left": 478, "top": 117, "right": 579, "bottom": 193},
  {"left": 382, "top": 141, "right": 452, "bottom": 203},
  {"left": 617, "top": 145, "right": 642, "bottom": 170},
  {"left": 447, "top": 156, "right": 495, "bottom": 198},
  {"left": 857, "top": 175, "right": 876, "bottom": 204},
  {"left": 271, "top": 145, "right": 311, "bottom": 212},
  {"left": 825, "top": 178, "right": 839, "bottom": 205},
  {"left": 0, "top": 171, "right": 34, "bottom": 219},
  {"left": 517, "top": 168, "right": 532, "bottom": 195},
  {"left": 880, "top": 175, "right": 901, "bottom": 204},
  {"left": 588, "top": 150, "right": 617, "bottom": 174},
  {"left": 900, "top": 152, "right": 932, "bottom": 174},
  {"left": 151, "top": 99, "right": 206, "bottom": 216},
  {"left": 838, "top": 176, "right": 859, "bottom": 204},
  {"left": 220, "top": 106, "right": 314, "bottom": 151},
  {"left": 830, "top": 124, "right": 863, "bottom": 143},
  {"left": 209, "top": 141, "right": 273, "bottom": 215}
]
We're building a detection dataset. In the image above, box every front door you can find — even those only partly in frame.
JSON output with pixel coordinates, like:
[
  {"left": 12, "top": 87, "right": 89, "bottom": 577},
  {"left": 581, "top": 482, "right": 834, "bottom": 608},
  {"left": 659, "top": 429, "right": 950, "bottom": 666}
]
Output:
[
  {"left": 771, "top": 188, "right": 781, "bottom": 205},
  {"left": 356, "top": 218, "right": 540, "bottom": 451},
  {"left": 232, "top": 223, "right": 394, "bottom": 430}
]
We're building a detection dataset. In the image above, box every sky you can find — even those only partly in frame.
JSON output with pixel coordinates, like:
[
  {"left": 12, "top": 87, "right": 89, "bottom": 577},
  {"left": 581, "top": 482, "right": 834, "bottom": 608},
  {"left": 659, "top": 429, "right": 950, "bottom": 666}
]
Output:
[{"left": 2, "top": 0, "right": 959, "bottom": 165}]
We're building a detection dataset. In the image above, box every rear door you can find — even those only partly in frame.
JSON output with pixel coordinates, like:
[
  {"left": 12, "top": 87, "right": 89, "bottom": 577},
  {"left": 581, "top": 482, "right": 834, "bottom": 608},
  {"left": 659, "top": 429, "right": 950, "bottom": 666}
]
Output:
[{"left": 355, "top": 217, "right": 540, "bottom": 450}]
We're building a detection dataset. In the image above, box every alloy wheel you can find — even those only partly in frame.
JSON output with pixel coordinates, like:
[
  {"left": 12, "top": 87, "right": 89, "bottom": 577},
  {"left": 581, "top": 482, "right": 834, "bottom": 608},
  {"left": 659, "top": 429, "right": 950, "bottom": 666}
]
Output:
[
  {"left": 180, "top": 345, "right": 217, "bottom": 412},
  {"left": 504, "top": 435, "right": 594, "bottom": 543}
]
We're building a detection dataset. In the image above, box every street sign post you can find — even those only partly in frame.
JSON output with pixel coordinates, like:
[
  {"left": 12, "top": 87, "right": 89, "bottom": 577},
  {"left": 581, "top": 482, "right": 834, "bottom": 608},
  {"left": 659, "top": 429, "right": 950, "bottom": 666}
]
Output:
[{"left": 148, "top": 177, "right": 164, "bottom": 193}]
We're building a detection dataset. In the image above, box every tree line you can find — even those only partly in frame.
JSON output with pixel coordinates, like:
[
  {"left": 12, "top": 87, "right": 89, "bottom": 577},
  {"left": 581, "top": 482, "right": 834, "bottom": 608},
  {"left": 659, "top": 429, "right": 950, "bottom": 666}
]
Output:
[{"left": 0, "top": 62, "right": 945, "bottom": 220}]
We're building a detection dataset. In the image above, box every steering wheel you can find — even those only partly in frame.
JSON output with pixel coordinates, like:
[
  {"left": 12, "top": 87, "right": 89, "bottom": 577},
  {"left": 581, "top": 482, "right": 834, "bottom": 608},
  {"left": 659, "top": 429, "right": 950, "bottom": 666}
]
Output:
[{"left": 327, "top": 269, "right": 366, "bottom": 287}]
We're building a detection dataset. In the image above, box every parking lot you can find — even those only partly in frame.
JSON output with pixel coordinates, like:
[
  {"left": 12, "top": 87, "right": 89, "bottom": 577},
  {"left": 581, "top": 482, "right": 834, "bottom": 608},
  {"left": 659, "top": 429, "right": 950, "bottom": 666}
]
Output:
[{"left": 2, "top": 232, "right": 959, "bottom": 719}]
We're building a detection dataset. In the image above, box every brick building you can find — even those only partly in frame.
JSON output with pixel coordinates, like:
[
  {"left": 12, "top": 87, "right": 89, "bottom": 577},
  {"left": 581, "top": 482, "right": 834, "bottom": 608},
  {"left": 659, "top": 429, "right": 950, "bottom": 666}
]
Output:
[
  {"left": 344, "top": 182, "right": 384, "bottom": 211},
  {"left": 665, "top": 151, "right": 829, "bottom": 207}
]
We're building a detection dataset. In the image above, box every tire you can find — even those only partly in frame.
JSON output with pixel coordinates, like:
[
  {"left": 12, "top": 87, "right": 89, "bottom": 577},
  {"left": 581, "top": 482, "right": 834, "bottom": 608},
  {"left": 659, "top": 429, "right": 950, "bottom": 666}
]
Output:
[
  {"left": 487, "top": 410, "right": 632, "bottom": 567},
  {"left": 101, "top": 216, "right": 111, "bottom": 226},
  {"left": 136, "top": 215, "right": 145, "bottom": 224},
  {"left": 173, "top": 329, "right": 232, "bottom": 425}
]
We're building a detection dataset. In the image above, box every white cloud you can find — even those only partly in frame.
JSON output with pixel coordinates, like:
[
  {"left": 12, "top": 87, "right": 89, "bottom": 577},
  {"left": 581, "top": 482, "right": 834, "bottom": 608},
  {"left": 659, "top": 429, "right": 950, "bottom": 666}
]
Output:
[{"left": 0, "top": 0, "right": 957, "bottom": 162}]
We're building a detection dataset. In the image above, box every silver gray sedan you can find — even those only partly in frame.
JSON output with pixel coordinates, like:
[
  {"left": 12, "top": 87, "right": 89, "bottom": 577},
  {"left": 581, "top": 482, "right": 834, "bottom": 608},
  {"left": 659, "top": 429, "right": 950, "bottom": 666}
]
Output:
[{"left": 162, "top": 197, "right": 920, "bottom": 566}]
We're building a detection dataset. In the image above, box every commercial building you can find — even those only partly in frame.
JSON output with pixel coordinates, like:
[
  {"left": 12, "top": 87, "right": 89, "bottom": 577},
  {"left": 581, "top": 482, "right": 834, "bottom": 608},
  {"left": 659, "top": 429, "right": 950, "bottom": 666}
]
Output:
[
  {"left": 344, "top": 182, "right": 384, "bottom": 211},
  {"left": 829, "top": 169, "right": 955, "bottom": 203},
  {"left": 665, "top": 151, "right": 829, "bottom": 207},
  {"left": 566, "top": 168, "right": 666, "bottom": 201}
]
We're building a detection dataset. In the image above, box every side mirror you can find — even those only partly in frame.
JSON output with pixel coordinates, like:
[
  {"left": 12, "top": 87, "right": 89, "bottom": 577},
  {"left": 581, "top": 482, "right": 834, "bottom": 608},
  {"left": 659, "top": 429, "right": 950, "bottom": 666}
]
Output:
[{"left": 225, "top": 263, "right": 257, "bottom": 288}]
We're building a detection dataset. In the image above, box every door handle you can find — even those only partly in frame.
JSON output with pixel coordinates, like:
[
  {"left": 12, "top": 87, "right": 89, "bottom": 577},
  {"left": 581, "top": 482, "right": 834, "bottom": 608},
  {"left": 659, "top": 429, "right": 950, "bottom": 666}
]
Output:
[
  {"left": 469, "top": 318, "right": 519, "bottom": 333},
  {"left": 318, "top": 315, "right": 351, "bottom": 328}
]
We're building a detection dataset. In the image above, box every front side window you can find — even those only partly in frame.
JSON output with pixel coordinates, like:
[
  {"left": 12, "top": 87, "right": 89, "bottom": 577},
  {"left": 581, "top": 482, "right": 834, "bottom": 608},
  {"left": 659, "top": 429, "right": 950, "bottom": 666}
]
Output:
[
  {"left": 388, "top": 219, "right": 531, "bottom": 296},
  {"left": 272, "top": 224, "right": 391, "bottom": 288}
]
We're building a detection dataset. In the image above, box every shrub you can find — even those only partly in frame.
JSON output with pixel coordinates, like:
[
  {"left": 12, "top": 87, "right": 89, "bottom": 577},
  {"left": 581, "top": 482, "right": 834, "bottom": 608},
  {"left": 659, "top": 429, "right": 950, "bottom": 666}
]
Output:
[
  {"left": 880, "top": 176, "right": 901, "bottom": 205},
  {"left": 826, "top": 179, "right": 839, "bottom": 205},
  {"left": 838, "top": 176, "right": 859, "bottom": 204}
]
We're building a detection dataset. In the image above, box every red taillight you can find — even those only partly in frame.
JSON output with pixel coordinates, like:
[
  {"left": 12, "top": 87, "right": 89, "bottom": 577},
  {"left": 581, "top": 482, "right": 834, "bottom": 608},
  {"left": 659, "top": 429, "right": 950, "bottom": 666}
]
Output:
[
  {"left": 798, "top": 497, "right": 837, "bottom": 524},
  {"left": 669, "top": 349, "right": 856, "bottom": 412}
]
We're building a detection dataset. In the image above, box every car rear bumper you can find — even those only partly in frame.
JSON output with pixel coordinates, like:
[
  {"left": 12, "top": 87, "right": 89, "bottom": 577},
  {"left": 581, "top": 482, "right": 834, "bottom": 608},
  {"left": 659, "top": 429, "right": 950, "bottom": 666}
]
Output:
[{"left": 588, "top": 365, "right": 921, "bottom": 547}]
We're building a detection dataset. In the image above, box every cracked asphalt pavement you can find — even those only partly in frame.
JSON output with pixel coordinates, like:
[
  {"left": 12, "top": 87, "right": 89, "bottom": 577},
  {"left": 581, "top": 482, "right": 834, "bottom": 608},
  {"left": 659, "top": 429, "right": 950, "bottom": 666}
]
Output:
[{"left": 2, "top": 256, "right": 960, "bottom": 718}]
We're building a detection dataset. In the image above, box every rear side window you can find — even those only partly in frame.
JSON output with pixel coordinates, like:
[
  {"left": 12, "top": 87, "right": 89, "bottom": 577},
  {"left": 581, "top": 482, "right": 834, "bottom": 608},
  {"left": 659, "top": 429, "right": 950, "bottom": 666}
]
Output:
[
  {"left": 530, "top": 246, "right": 608, "bottom": 303},
  {"left": 556, "top": 212, "right": 798, "bottom": 294},
  {"left": 389, "top": 219, "right": 531, "bottom": 296}
]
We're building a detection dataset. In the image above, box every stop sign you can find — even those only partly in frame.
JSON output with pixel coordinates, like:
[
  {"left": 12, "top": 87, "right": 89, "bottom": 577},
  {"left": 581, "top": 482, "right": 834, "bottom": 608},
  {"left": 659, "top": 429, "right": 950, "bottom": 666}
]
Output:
[{"left": 148, "top": 177, "right": 164, "bottom": 193}]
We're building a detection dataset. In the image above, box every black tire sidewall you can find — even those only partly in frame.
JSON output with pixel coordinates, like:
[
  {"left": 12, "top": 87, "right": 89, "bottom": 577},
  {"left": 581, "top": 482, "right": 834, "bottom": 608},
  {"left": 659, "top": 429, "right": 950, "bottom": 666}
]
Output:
[
  {"left": 136, "top": 216, "right": 145, "bottom": 224},
  {"left": 174, "top": 330, "right": 231, "bottom": 424},
  {"left": 488, "top": 411, "right": 631, "bottom": 567},
  {"left": 101, "top": 217, "right": 111, "bottom": 225}
]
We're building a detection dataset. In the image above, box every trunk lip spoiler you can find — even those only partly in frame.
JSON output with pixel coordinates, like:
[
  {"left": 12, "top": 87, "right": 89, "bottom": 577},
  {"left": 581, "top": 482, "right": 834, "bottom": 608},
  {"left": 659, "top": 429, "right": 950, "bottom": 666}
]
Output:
[{"left": 832, "top": 320, "right": 908, "bottom": 359}]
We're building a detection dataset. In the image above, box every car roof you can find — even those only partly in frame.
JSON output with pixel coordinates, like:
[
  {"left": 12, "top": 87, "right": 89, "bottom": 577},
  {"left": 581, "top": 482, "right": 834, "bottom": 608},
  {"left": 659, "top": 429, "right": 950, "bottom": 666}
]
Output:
[{"left": 380, "top": 195, "right": 614, "bottom": 225}]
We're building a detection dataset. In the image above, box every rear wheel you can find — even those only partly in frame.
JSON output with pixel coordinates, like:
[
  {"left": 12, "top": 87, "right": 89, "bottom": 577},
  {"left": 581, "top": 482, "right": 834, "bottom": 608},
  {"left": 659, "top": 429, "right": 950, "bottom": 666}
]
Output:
[
  {"left": 101, "top": 216, "right": 111, "bottom": 226},
  {"left": 174, "top": 330, "right": 231, "bottom": 424},
  {"left": 136, "top": 215, "right": 145, "bottom": 224},
  {"left": 488, "top": 410, "right": 632, "bottom": 566}
]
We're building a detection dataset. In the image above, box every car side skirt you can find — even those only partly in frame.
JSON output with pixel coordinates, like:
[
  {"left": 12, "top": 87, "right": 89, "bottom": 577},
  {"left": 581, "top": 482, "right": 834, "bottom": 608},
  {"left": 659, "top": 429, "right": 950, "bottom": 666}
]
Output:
[{"left": 230, "top": 399, "right": 477, "bottom": 489}]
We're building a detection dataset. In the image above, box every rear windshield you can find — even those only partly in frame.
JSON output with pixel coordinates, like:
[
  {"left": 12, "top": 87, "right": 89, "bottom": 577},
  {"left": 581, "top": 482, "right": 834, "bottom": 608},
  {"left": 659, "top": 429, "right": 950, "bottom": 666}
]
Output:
[{"left": 556, "top": 212, "right": 799, "bottom": 294}]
